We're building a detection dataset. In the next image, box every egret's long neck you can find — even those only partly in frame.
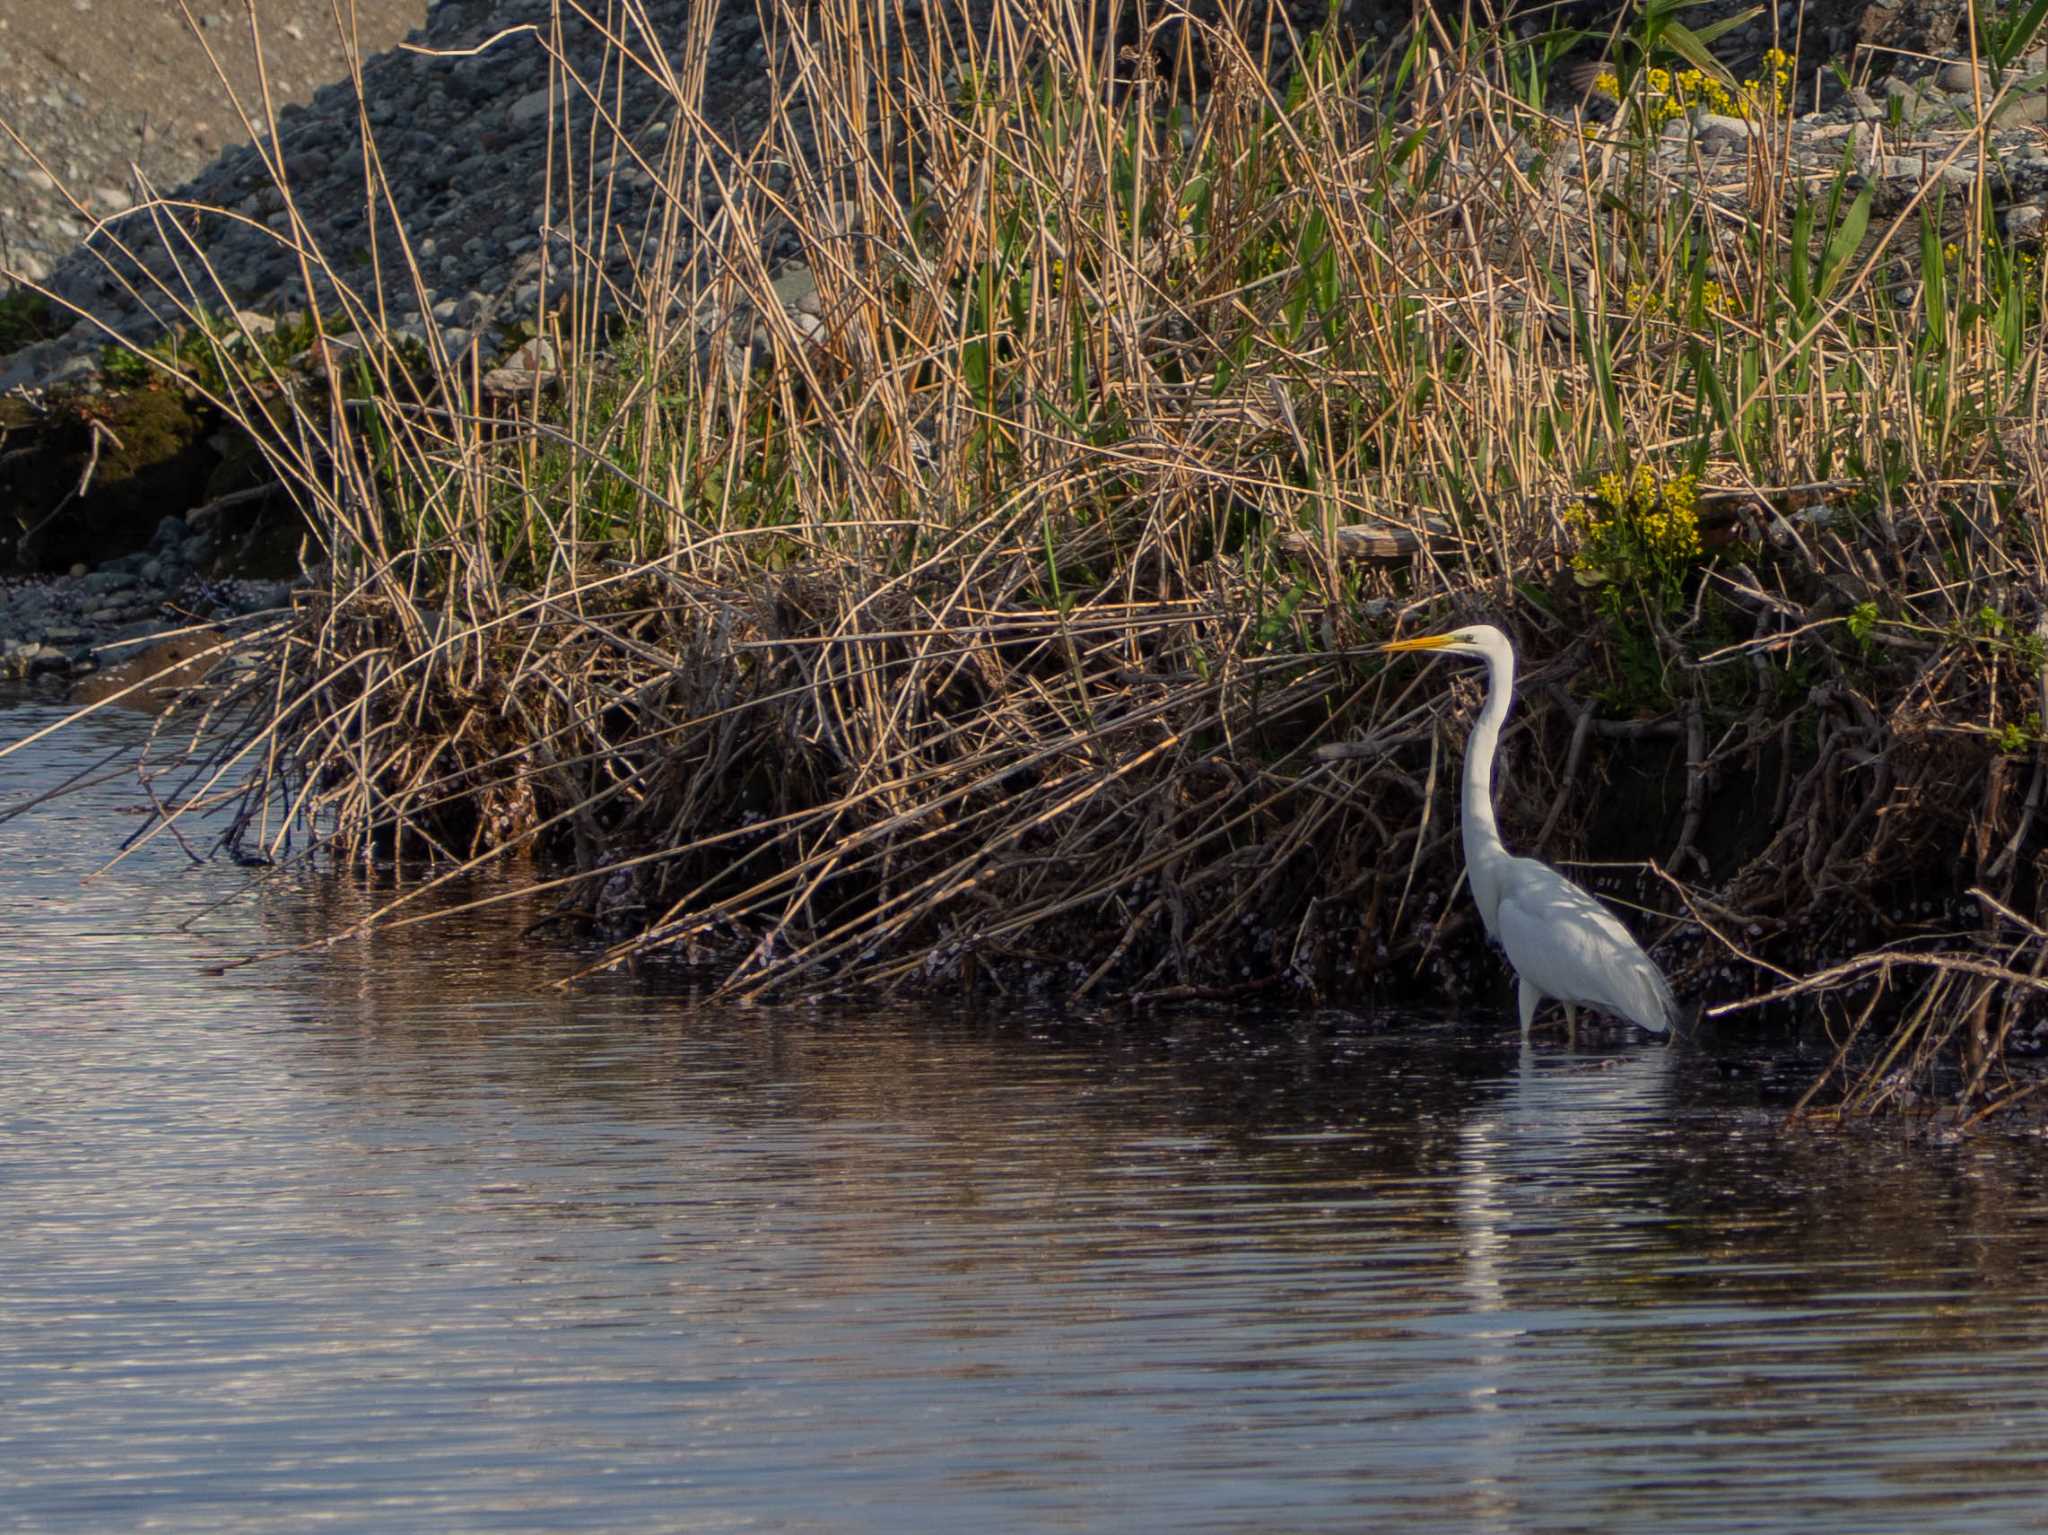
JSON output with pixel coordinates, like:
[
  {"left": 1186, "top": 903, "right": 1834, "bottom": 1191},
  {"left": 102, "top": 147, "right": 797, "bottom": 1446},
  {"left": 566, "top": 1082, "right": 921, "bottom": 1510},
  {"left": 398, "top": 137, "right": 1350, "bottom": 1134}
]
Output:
[{"left": 1462, "top": 645, "right": 1513, "bottom": 879}]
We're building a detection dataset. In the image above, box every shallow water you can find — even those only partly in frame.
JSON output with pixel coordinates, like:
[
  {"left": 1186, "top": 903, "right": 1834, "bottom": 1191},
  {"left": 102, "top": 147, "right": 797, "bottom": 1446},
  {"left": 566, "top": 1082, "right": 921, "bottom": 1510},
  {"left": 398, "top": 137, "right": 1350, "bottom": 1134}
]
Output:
[{"left": 4, "top": 701, "right": 2047, "bottom": 1533}]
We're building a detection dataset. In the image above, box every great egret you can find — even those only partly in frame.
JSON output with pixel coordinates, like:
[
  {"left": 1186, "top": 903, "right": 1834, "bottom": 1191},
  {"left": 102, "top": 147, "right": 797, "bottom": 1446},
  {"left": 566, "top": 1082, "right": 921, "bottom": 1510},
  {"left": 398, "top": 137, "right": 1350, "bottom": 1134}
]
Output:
[{"left": 1381, "top": 624, "right": 1680, "bottom": 1039}]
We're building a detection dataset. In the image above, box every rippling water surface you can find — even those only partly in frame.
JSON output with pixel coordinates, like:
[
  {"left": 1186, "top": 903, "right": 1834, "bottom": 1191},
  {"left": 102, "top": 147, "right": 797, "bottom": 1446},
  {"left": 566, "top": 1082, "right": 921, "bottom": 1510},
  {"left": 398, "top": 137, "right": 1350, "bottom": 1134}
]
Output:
[{"left": 4, "top": 701, "right": 2048, "bottom": 1533}]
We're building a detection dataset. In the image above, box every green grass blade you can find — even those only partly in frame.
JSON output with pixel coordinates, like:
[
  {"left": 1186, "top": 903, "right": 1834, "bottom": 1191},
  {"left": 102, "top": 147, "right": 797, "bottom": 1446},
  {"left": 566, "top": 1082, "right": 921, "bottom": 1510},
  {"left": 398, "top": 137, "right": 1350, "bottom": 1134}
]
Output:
[{"left": 1817, "top": 184, "right": 1873, "bottom": 301}]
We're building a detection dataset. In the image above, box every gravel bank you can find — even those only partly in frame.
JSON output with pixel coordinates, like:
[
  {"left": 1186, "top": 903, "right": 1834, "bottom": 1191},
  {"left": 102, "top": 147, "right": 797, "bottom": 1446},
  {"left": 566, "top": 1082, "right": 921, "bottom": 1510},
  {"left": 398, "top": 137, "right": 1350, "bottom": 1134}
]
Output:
[
  {"left": 0, "top": 1, "right": 1373, "bottom": 377},
  {"left": 0, "top": 504, "right": 291, "bottom": 688},
  {"left": 0, "top": 0, "right": 426, "bottom": 285}
]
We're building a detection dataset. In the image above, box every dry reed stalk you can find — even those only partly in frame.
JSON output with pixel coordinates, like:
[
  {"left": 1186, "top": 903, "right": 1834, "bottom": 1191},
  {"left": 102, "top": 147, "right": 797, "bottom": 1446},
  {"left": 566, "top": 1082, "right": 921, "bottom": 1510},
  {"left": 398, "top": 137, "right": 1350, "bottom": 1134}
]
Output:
[{"left": 4, "top": 0, "right": 2046, "bottom": 1116}]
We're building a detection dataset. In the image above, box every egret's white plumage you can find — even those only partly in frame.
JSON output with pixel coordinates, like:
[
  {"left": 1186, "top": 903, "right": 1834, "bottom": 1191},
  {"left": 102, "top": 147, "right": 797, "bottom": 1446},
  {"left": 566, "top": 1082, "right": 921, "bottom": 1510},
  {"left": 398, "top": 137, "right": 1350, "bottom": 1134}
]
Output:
[{"left": 1382, "top": 624, "right": 1680, "bottom": 1038}]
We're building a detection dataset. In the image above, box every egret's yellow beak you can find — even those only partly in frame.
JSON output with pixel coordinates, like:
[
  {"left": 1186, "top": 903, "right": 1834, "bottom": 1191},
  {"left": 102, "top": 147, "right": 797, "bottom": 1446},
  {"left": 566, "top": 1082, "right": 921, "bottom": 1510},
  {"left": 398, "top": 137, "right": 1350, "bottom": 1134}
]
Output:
[{"left": 1378, "top": 633, "right": 1455, "bottom": 654}]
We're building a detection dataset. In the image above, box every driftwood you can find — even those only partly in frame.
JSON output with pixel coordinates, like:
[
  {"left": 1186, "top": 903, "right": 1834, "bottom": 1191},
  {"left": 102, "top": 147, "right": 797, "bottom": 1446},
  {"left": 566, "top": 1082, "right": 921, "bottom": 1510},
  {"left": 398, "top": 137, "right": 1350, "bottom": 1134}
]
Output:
[{"left": 1275, "top": 512, "right": 1458, "bottom": 563}]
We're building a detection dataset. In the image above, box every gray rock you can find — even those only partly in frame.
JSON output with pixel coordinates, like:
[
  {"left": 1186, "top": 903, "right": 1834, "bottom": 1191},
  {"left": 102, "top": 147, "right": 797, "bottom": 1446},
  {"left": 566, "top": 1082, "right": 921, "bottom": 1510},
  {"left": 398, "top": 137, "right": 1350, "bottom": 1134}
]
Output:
[
  {"left": 1990, "top": 92, "right": 2048, "bottom": 126},
  {"left": 507, "top": 86, "right": 552, "bottom": 127},
  {"left": 1692, "top": 112, "right": 1755, "bottom": 142},
  {"left": 1937, "top": 53, "right": 2048, "bottom": 98},
  {"left": 43, "top": 351, "right": 101, "bottom": 389}
]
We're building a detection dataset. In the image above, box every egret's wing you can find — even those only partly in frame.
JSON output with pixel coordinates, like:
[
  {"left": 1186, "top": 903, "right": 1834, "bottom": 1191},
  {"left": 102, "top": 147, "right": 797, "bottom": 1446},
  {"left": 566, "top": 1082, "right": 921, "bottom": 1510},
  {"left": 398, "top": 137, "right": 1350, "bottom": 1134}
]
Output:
[{"left": 1495, "top": 860, "right": 1676, "bottom": 1033}]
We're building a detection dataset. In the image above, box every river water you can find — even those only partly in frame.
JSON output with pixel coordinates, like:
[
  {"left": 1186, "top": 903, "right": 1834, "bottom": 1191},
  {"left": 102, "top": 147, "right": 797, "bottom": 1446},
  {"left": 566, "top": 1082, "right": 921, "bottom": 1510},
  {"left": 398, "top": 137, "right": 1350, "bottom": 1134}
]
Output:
[{"left": 4, "top": 700, "right": 2047, "bottom": 1533}]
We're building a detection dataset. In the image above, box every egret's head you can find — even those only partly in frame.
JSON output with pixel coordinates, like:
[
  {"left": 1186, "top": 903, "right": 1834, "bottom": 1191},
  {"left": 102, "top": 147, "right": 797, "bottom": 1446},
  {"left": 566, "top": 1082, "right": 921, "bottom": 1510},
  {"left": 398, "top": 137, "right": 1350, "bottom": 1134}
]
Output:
[{"left": 1379, "top": 623, "right": 1508, "bottom": 660}]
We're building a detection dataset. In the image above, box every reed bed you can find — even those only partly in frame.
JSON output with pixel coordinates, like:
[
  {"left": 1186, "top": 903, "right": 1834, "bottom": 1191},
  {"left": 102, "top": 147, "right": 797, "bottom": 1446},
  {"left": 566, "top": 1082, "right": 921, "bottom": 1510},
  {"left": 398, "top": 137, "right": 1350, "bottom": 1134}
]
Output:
[{"left": 12, "top": 0, "right": 2048, "bottom": 1117}]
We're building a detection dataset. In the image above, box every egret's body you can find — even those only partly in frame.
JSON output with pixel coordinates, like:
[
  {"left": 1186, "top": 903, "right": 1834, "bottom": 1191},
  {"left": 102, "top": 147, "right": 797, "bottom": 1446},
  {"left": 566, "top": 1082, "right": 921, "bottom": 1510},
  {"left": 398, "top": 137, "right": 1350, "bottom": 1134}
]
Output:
[{"left": 1383, "top": 625, "right": 1679, "bottom": 1038}]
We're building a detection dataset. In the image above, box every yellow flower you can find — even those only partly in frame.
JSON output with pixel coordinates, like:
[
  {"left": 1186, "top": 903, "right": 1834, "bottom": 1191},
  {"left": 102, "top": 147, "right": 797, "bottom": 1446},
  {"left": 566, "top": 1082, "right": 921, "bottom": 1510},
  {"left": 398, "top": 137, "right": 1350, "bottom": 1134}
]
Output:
[{"left": 1574, "top": 466, "right": 1703, "bottom": 585}]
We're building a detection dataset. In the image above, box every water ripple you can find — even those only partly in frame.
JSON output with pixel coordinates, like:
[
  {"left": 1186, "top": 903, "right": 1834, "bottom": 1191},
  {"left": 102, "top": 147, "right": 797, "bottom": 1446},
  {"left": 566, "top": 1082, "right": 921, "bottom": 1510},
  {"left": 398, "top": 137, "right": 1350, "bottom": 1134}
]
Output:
[{"left": 3, "top": 701, "right": 2047, "bottom": 1532}]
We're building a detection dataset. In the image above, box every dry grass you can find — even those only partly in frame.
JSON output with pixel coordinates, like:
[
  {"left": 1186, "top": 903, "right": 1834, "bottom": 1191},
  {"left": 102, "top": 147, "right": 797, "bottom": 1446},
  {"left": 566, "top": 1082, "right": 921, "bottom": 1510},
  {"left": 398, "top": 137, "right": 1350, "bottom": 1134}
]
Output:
[{"left": 6, "top": 0, "right": 2048, "bottom": 1115}]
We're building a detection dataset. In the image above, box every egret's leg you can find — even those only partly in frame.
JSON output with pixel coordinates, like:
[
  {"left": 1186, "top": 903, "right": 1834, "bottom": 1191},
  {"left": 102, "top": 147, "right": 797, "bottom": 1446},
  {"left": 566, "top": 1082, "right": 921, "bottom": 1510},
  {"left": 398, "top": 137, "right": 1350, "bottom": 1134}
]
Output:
[
  {"left": 1566, "top": 1004, "right": 1579, "bottom": 1047},
  {"left": 1518, "top": 978, "right": 1542, "bottom": 1038}
]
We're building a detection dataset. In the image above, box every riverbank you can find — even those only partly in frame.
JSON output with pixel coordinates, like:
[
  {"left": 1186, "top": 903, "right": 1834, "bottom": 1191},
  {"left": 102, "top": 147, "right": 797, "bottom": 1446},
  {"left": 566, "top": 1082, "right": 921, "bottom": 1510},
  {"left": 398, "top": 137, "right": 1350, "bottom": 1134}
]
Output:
[
  {"left": 4, "top": 0, "right": 2048, "bottom": 1116},
  {"left": 0, "top": 558, "right": 289, "bottom": 690}
]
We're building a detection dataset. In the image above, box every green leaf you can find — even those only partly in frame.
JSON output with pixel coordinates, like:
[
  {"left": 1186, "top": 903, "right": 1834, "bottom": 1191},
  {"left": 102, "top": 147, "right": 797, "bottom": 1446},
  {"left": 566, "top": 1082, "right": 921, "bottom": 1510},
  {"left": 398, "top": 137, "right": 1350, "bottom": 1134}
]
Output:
[
  {"left": 1295, "top": 208, "right": 1329, "bottom": 271},
  {"left": 1657, "top": 18, "right": 1743, "bottom": 84},
  {"left": 1992, "top": 0, "right": 2048, "bottom": 68},
  {"left": 1282, "top": 281, "right": 1310, "bottom": 344},
  {"left": 1574, "top": 284, "right": 1624, "bottom": 439},
  {"left": 1392, "top": 26, "right": 1424, "bottom": 99},
  {"left": 1687, "top": 5, "right": 1764, "bottom": 54},
  {"left": 1788, "top": 191, "right": 1814, "bottom": 315},
  {"left": 1919, "top": 208, "right": 1949, "bottom": 349},
  {"left": 1816, "top": 183, "right": 1872, "bottom": 300},
  {"left": 1386, "top": 125, "right": 1427, "bottom": 171},
  {"left": 964, "top": 338, "right": 990, "bottom": 407},
  {"left": 1691, "top": 338, "right": 1735, "bottom": 435}
]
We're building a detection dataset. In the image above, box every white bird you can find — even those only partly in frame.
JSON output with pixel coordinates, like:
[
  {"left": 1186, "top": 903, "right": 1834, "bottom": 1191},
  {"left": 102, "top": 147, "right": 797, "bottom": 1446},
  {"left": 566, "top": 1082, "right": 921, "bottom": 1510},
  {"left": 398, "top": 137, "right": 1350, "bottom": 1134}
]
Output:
[{"left": 1381, "top": 624, "right": 1680, "bottom": 1039}]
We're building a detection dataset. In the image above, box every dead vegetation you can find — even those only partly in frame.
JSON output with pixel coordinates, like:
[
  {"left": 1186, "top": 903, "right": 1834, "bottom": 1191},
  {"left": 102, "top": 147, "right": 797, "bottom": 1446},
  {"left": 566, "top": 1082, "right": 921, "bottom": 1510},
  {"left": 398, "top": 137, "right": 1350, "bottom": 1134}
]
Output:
[{"left": 4, "top": 0, "right": 2048, "bottom": 1119}]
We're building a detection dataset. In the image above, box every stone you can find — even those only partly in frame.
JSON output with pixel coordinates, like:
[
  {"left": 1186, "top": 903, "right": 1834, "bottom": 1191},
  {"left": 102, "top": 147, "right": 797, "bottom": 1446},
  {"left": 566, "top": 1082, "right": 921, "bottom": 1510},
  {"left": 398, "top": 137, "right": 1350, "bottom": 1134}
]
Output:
[
  {"left": 1936, "top": 60, "right": 1980, "bottom": 94},
  {"left": 480, "top": 333, "right": 559, "bottom": 396},
  {"left": 507, "top": 87, "right": 552, "bottom": 126},
  {"left": 1693, "top": 112, "right": 1755, "bottom": 141},
  {"left": 1937, "top": 52, "right": 2048, "bottom": 97},
  {"left": 772, "top": 265, "right": 821, "bottom": 317},
  {"left": 1990, "top": 92, "right": 2048, "bottom": 126},
  {"left": 44, "top": 351, "right": 100, "bottom": 390}
]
